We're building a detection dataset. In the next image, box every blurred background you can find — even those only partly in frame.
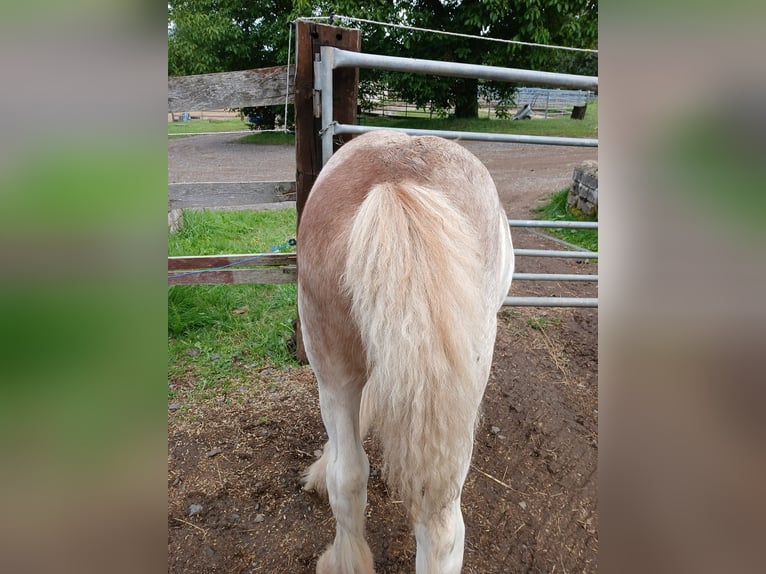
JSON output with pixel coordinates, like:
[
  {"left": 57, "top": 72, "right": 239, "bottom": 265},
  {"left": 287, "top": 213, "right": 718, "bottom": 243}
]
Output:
[{"left": 600, "top": 2, "right": 766, "bottom": 572}]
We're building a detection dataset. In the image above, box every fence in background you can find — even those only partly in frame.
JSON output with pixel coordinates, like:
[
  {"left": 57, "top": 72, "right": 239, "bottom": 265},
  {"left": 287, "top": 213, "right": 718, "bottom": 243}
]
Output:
[
  {"left": 356, "top": 86, "right": 596, "bottom": 120},
  {"left": 514, "top": 87, "right": 597, "bottom": 117}
]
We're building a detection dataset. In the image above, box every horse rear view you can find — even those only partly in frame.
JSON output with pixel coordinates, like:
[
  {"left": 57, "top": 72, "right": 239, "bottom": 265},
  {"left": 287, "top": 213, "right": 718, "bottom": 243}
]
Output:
[{"left": 298, "top": 131, "right": 514, "bottom": 573}]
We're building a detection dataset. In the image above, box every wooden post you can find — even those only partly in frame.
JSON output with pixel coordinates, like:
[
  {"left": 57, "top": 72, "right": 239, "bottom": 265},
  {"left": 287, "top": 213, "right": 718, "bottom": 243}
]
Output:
[
  {"left": 294, "top": 20, "right": 361, "bottom": 225},
  {"left": 293, "top": 20, "right": 361, "bottom": 362}
]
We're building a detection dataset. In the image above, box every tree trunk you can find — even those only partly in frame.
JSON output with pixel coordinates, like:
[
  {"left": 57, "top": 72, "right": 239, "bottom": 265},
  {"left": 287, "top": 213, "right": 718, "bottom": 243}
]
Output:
[
  {"left": 571, "top": 104, "right": 588, "bottom": 120},
  {"left": 453, "top": 78, "right": 479, "bottom": 118}
]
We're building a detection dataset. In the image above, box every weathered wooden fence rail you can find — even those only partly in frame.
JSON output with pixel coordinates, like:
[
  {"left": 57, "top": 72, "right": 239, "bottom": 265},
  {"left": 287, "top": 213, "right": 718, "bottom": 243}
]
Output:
[
  {"left": 168, "top": 253, "right": 297, "bottom": 286},
  {"left": 168, "top": 65, "right": 294, "bottom": 112},
  {"left": 168, "top": 181, "right": 296, "bottom": 210}
]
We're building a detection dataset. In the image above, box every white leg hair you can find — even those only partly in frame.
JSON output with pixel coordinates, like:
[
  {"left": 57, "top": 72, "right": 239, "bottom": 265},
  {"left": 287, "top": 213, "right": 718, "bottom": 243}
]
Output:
[
  {"left": 303, "top": 388, "right": 374, "bottom": 499},
  {"left": 414, "top": 497, "right": 466, "bottom": 574},
  {"left": 314, "top": 384, "right": 374, "bottom": 574}
]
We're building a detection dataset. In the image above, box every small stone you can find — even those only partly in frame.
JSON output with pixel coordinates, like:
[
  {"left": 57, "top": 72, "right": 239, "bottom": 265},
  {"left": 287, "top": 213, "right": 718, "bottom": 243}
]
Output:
[
  {"left": 518, "top": 501, "right": 527, "bottom": 510},
  {"left": 210, "top": 353, "right": 220, "bottom": 360},
  {"left": 206, "top": 447, "right": 223, "bottom": 457},
  {"left": 187, "top": 348, "right": 200, "bottom": 356},
  {"left": 189, "top": 503, "right": 203, "bottom": 516},
  {"left": 254, "top": 513, "right": 265, "bottom": 523},
  {"left": 497, "top": 435, "right": 507, "bottom": 441},
  {"left": 490, "top": 426, "right": 501, "bottom": 434},
  {"left": 231, "top": 513, "right": 240, "bottom": 521},
  {"left": 204, "top": 546, "right": 215, "bottom": 557},
  {"left": 314, "top": 450, "right": 323, "bottom": 458},
  {"left": 169, "top": 403, "right": 181, "bottom": 411}
]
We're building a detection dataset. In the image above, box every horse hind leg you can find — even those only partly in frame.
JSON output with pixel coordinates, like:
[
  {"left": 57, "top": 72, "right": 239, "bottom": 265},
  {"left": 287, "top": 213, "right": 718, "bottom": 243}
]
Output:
[
  {"left": 303, "top": 390, "right": 373, "bottom": 500},
  {"left": 414, "top": 497, "right": 466, "bottom": 574},
  {"left": 314, "top": 381, "right": 374, "bottom": 574}
]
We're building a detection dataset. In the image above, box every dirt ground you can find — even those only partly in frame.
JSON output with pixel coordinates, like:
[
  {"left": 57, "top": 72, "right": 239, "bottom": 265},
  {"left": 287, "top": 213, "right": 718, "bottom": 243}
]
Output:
[{"left": 168, "top": 134, "right": 598, "bottom": 573}]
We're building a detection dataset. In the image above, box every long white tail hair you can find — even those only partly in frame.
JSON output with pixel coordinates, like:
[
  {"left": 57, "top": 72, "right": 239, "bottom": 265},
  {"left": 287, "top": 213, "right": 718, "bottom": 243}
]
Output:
[{"left": 344, "top": 180, "right": 488, "bottom": 520}]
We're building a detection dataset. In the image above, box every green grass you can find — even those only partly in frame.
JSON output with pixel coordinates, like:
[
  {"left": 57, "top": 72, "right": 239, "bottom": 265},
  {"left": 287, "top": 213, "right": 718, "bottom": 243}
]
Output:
[
  {"left": 168, "top": 118, "right": 249, "bottom": 136},
  {"left": 238, "top": 131, "right": 296, "bottom": 145},
  {"left": 167, "top": 119, "right": 297, "bottom": 145},
  {"left": 526, "top": 315, "right": 562, "bottom": 331},
  {"left": 169, "top": 208, "right": 296, "bottom": 255},
  {"left": 361, "top": 101, "right": 597, "bottom": 139},
  {"left": 168, "top": 209, "right": 298, "bottom": 399},
  {"left": 532, "top": 188, "right": 598, "bottom": 252}
]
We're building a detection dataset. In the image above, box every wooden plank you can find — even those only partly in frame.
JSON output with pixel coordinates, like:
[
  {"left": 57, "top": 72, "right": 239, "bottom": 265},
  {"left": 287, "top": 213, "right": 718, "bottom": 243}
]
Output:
[
  {"left": 181, "top": 202, "right": 296, "bottom": 213},
  {"left": 168, "top": 267, "right": 297, "bottom": 286},
  {"left": 168, "top": 253, "right": 296, "bottom": 271},
  {"left": 168, "top": 181, "right": 296, "bottom": 209},
  {"left": 168, "top": 65, "right": 295, "bottom": 112}
]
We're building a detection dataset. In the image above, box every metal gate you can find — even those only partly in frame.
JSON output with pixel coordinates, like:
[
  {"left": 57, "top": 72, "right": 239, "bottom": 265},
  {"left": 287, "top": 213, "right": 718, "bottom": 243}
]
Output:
[{"left": 314, "top": 47, "right": 599, "bottom": 308}]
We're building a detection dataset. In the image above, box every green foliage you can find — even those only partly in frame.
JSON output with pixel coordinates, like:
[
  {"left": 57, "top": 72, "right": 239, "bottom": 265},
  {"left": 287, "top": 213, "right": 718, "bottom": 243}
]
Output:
[
  {"left": 168, "top": 0, "right": 298, "bottom": 76},
  {"left": 169, "top": 1, "right": 597, "bottom": 117},
  {"left": 532, "top": 189, "right": 598, "bottom": 252},
  {"left": 315, "top": 0, "right": 598, "bottom": 117}
]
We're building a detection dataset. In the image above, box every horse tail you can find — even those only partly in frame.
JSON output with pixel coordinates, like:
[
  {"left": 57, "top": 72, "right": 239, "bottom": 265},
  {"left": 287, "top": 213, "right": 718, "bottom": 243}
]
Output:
[{"left": 343, "top": 181, "right": 486, "bottom": 520}]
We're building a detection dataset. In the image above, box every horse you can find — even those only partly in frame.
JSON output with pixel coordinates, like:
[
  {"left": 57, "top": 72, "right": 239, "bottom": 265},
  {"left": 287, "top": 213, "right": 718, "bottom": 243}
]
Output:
[{"left": 297, "top": 130, "right": 514, "bottom": 573}]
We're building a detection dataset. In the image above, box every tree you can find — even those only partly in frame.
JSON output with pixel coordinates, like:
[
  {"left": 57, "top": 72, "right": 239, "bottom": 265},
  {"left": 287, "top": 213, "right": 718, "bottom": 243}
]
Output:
[
  {"left": 303, "top": 0, "right": 598, "bottom": 118},
  {"left": 169, "top": 1, "right": 598, "bottom": 117},
  {"left": 168, "top": 0, "right": 297, "bottom": 76}
]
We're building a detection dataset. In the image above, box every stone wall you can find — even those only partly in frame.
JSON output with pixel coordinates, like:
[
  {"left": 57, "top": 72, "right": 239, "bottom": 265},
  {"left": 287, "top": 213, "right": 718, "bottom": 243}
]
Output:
[{"left": 568, "top": 160, "right": 598, "bottom": 217}]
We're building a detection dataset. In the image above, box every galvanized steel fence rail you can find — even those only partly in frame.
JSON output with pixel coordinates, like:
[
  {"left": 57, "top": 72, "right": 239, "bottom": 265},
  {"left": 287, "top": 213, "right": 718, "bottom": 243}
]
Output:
[
  {"left": 506, "top": 220, "right": 597, "bottom": 308},
  {"left": 318, "top": 46, "right": 598, "bottom": 164}
]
